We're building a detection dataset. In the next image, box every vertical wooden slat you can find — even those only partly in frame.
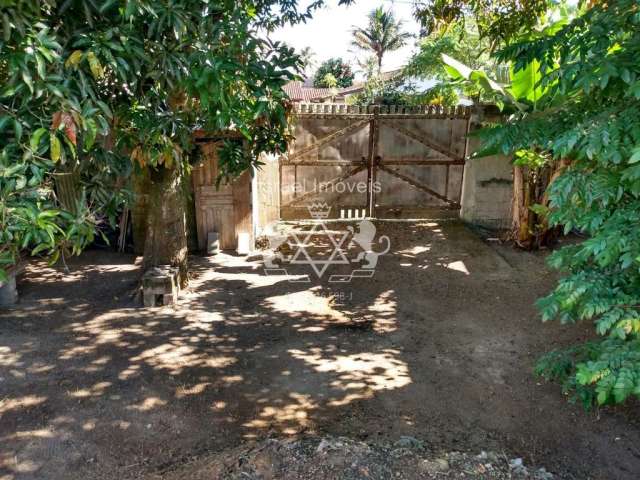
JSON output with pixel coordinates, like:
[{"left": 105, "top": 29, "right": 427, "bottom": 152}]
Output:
[
  {"left": 256, "top": 154, "right": 280, "bottom": 233},
  {"left": 366, "top": 115, "right": 375, "bottom": 218},
  {"left": 444, "top": 164, "right": 450, "bottom": 200},
  {"left": 279, "top": 160, "right": 283, "bottom": 221},
  {"left": 458, "top": 115, "right": 473, "bottom": 205}
]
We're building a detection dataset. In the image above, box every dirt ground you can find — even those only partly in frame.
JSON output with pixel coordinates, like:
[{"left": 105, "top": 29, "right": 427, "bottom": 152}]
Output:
[
  {"left": 1, "top": 220, "right": 640, "bottom": 480},
  {"left": 157, "top": 435, "right": 555, "bottom": 480}
]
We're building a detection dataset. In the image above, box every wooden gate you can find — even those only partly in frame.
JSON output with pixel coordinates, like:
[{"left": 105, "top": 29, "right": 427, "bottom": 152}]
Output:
[
  {"left": 280, "top": 104, "right": 471, "bottom": 219},
  {"left": 192, "top": 139, "right": 252, "bottom": 251}
]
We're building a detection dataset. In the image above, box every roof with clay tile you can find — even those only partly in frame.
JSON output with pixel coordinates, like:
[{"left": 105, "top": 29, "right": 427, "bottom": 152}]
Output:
[
  {"left": 283, "top": 81, "right": 335, "bottom": 102},
  {"left": 283, "top": 69, "right": 405, "bottom": 102}
]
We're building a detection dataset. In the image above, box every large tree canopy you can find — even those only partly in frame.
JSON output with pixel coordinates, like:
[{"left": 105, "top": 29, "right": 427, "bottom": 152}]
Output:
[
  {"left": 437, "top": 0, "right": 640, "bottom": 406},
  {"left": 405, "top": 18, "right": 502, "bottom": 106},
  {"left": 0, "top": 0, "right": 351, "bottom": 279},
  {"left": 490, "top": 0, "right": 640, "bottom": 407},
  {"left": 413, "top": 0, "right": 551, "bottom": 45},
  {"left": 313, "top": 57, "right": 355, "bottom": 88}
]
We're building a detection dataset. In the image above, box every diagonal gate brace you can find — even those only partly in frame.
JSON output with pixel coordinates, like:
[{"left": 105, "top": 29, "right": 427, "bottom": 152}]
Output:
[
  {"left": 383, "top": 121, "right": 465, "bottom": 163},
  {"left": 377, "top": 164, "right": 458, "bottom": 207},
  {"left": 282, "top": 166, "right": 366, "bottom": 207},
  {"left": 286, "top": 118, "right": 371, "bottom": 163}
]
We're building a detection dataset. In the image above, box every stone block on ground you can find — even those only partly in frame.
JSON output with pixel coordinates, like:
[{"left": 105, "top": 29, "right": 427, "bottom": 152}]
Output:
[
  {"left": 207, "top": 231, "right": 220, "bottom": 255},
  {"left": 143, "top": 266, "right": 180, "bottom": 307},
  {"left": 0, "top": 271, "right": 18, "bottom": 307}
]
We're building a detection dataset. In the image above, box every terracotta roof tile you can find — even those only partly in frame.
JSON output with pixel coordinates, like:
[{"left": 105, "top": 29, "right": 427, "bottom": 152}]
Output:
[
  {"left": 283, "top": 81, "right": 334, "bottom": 102},
  {"left": 283, "top": 69, "right": 405, "bottom": 102}
]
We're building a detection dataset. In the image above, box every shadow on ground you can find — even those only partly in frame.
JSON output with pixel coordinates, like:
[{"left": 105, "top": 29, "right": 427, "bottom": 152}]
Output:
[{"left": 1, "top": 221, "right": 639, "bottom": 480}]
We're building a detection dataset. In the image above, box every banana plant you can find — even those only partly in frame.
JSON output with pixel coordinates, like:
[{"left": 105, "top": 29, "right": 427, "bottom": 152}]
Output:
[
  {"left": 439, "top": 13, "right": 565, "bottom": 249},
  {"left": 441, "top": 53, "right": 551, "bottom": 112},
  {"left": 440, "top": 4, "right": 570, "bottom": 112}
]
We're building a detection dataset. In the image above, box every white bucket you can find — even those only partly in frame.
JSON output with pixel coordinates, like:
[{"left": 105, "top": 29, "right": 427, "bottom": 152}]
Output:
[{"left": 237, "top": 232, "right": 251, "bottom": 255}]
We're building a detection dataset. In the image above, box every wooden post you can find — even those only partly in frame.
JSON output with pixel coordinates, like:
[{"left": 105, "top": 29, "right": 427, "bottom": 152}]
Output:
[
  {"left": 367, "top": 105, "right": 380, "bottom": 218},
  {"left": 459, "top": 111, "right": 473, "bottom": 207},
  {"left": 294, "top": 163, "right": 297, "bottom": 202},
  {"left": 279, "top": 157, "right": 283, "bottom": 219},
  {"left": 444, "top": 164, "right": 450, "bottom": 201},
  {"left": 366, "top": 118, "right": 375, "bottom": 218}
]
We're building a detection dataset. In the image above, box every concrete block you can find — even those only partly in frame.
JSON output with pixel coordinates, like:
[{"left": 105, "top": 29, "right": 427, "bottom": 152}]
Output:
[
  {"left": 0, "top": 271, "right": 18, "bottom": 307},
  {"left": 143, "top": 266, "right": 179, "bottom": 307},
  {"left": 207, "top": 231, "right": 220, "bottom": 255}
]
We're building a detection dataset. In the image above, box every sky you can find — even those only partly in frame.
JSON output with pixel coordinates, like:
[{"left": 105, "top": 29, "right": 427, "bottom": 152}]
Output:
[{"left": 270, "top": 0, "right": 422, "bottom": 80}]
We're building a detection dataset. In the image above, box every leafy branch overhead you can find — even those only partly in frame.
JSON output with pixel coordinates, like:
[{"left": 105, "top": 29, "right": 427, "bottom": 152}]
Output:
[
  {"left": 440, "top": 0, "right": 640, "bottom": 406},
  {"left": 0, "top": 0, "right": 354, "bottom": 277}
]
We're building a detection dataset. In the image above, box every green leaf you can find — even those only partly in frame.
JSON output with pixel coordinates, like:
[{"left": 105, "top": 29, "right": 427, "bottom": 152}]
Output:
[
  {"left": 30, "top": 127, "right": 47, "bottom": 151},
  {"left": 509, "top": 60, "right": 551, "bottom": 106},
  {"left": 13, "top": 119, "right": 22, "bottom": 141},
  {"left": 96, "top": 100, "right": 112, "bottom": 119},
  {"left": 530, "top": 203, "right": 550, "bottom": 217},
  {"left": 22, "top": 69, "right": 34, "bottom": 93},
  {"left": 84, "top": 118, "right": 98, "bottom": 150},
  {"left": 15, "top": 175, "right": 26, "bottom": 190},
  {"left": 629, "top": 81, "right": 640, "bottom": 99},
  {"left": 86, "top": 52, "right": 104, "bottom": 79},
  {"left": 65, "top": 50, "right": 84, "bottom": 68},
  {"left": 2, "top": 13, "right": 10, "bottom": 42},
  {"left": 441, "top": 53, "right": 472, "bottom": 80},
  {"left": 35, "top": 53, "right": 46, "bottom": 79},
  {"left": 442, "top": 53, "right": 508, "bottom": 100},
  {"left": 50, "top": 134, "right": 61, "bottom": 162}
]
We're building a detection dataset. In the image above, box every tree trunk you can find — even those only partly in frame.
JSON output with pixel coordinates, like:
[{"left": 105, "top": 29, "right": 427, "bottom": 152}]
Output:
[
  {"left": 536, "top": 158, "right": 569, "bottom": 246},
  {"left": 512, "top": 165, "right": 532, "bottom": 247},
  {"left": 132, "top": 168, "right": 151, "bottom": 255},
  {"left": 142, "top": 166, "right": 189, "bottom": 286},
  {"left": 511, "top": 160, "right": 568, "bottom": 250}
]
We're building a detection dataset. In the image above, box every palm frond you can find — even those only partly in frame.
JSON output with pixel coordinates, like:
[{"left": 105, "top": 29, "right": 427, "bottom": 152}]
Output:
[{"left": 350, "top": 6, "right": 411, "bottom": 68}]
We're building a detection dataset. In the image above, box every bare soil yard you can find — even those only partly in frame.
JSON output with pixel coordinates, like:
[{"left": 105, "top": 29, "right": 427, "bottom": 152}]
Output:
[{"left": 1, "top": 221, "right": 639, "bottom": 479}]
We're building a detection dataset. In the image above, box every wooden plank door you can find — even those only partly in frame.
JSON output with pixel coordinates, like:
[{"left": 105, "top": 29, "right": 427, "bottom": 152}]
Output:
[{"left": 192, "top": 142, "right": 252, "bottom": 251}]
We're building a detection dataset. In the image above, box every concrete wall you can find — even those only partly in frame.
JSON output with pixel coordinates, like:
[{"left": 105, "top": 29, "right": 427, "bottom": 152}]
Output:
[{"left": 459, "top": 110, "right": 513, "bottom": 230}]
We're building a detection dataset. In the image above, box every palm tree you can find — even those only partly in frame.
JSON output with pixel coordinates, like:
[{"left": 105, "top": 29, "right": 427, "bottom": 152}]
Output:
[
  {"left": 351, "top": 7, "right": 412, "bottom": 73},
  {"left": 299, "top": 46, "right": 316, "bottom": 77}
]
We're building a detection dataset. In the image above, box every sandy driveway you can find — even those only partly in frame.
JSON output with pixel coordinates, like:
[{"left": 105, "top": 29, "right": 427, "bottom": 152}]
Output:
[{"left": 1, "top": 220, "right": 639, "bottom": 479}]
